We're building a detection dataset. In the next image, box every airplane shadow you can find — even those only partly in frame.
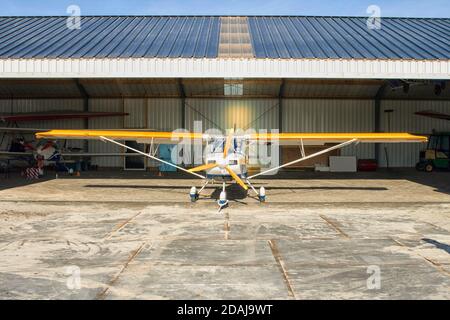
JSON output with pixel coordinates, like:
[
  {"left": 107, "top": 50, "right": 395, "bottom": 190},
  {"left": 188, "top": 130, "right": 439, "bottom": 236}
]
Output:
[
  {"left": 84, "top": 184, "right": 253, "bottom": 202},
  {"left": 207, "top": 184, "right": 250, "bottom": 202},
  {"left": 263, "top": 186, "right": 387, "bottom": 191},
  {"left": 2, "top": 169, "right": 448, "bottom": 198},
  {"left": 84, "top": 184, "right": 387, "bottom": 191},
  {"left": 85, "top": 185, "right": 210, "bottom": 190}
]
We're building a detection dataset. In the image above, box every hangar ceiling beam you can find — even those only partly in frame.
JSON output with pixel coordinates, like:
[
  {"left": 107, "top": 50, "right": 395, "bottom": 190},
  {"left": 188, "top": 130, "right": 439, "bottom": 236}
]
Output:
[
  {"left": 178, "top": 79, "right": 186, "bottom": 129},
  {"left": 278, "top": 79, "right": 286, "bottom": 133},
  {"left": 74, "top": 79, "right": 90, "bottom": 152},
  {"left": 278, "top": 79, "right": 286, "bottom": 164},
  {"left": 374, "top": 82, "right": 388, "bottom": 164}
]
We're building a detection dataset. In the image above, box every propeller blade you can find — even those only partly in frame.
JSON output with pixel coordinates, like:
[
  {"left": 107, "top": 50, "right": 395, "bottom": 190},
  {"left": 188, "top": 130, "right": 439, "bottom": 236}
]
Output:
[
  {"left": 223, "top": 128, "right": 235, "bottom": 158},
  {"left": 225, "top": 166, "right": 248, "bottom": 190},
  {"left": 188, "top": 163, "right": 218, "bottom": 172}
]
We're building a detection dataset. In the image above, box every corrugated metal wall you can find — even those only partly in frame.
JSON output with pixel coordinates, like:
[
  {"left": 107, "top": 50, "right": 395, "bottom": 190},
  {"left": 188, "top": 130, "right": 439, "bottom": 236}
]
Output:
[
  {"left": 146, "top": 99, "right": 182, "bottom": 167},
  {"left": 185, "top": 98, "right": 279, "bottom": 131},
  {"left": 283, "top": 99, "right": 375, "bottom": 159},
  {"left": 379, "top": 100, "right": 450, "bottom": 167},
  {"left": 2, "top": 97, "right": 448, "bottom": 168},
  {"left": 123, "top": 98, "right": 182, "bottom": 130},
  {"left": 0, "top": 98, "right": 84, "bottom": 130},
  {"left": 183, "top": 98, "right": 279, "bottom": 167},
  {"left": 0, "top": 98, "right": 84, "bottom": 150},
  {"left": 124, "top": 98, "right": 146, "bottom": 128},
  {"left": 148, "top": 98, "right": 182, "bottom": 130},
  {"left": 88, "top": 99, "right": 124, "bottom": 168}
]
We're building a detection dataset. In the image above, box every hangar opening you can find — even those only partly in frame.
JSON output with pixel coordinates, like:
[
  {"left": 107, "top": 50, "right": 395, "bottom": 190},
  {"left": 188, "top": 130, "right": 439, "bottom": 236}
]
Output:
[{"left": 0, "top": 15, "right": 449, "bottom": 175}]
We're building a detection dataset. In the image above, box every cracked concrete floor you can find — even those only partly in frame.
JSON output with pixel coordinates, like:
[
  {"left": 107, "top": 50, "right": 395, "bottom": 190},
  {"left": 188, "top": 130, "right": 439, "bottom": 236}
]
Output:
[{"left": 0, "top": 172, "right": 449, "bottom": 300}]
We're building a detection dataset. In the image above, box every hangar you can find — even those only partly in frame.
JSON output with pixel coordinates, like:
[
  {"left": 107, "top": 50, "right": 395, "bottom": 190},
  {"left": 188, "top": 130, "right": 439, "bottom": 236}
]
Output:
[
  {"left": 1, "top": 15, "right": 450, "bottom": 301},
  {"left": 0, "top": 15, "right": 449, "bottom": 171}
]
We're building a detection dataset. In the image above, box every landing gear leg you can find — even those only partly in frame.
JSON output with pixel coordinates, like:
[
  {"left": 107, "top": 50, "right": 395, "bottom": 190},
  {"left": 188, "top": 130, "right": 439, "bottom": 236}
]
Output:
[
  {"left": 190, "top": 180, "right": 209, "bottom": 202},
  {"left": 246, "top": 179, "right": 266, "bottom": 203},
  {"left": 218, "top": 182, "right": 228, "bottom": 210}
]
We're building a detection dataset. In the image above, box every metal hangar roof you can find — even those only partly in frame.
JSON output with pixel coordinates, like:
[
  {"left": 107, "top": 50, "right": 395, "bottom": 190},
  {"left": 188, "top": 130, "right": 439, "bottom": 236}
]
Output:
[
  {"left": 0, "top": 16, "right": 449, "bottom": 79},
  {"left": 0, "top": 16, "right": 448, "bottom": 60}
]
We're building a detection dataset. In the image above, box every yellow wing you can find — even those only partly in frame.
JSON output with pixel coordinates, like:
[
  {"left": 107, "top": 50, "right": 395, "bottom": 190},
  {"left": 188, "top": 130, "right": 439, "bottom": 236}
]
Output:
[
  {"left": 36, "top": 130, "right": 428, "bottom": 145},
  {"left": 36, "top": 130, "right": 205, "bottom": 144},
  {"left": 250, "top": 132, "right": 427, "bottom": 145}
]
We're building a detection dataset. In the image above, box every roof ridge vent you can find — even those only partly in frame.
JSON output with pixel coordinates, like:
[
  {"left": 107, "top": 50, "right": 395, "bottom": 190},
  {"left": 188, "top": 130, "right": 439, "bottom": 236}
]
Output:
[{"left": 218, "top": 16, "right": 254, "bottom": 58}]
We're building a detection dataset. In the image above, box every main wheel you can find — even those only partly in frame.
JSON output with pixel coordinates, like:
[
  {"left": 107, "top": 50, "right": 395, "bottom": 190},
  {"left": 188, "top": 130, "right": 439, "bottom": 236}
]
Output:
[
  {"left": 425, "top": 163, "right": 434, "bottom": 172},
  {"left": 189, "top": 186, "right": 199, "bottom": 202},
  {"left": 258, "top": 186, "right": 266, "bottom": 202}
]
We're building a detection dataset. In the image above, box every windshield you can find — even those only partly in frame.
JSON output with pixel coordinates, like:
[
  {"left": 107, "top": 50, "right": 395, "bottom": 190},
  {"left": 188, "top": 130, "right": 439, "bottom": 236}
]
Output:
[
  {"left": 428, "top": 135, "right": 439, "bottom": 150},
  {"left": 428, "top": 135, "right": 450, "bottom": 152},
  {"left": 207, "top": 137, "right": 246, "bottom": 155},
  {"left": 210, "top": 138, "right": 225, "bottom": 153}
]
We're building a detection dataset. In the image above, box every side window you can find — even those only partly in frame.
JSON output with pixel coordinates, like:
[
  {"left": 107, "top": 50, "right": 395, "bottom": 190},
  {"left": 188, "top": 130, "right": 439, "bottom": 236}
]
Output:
[
  {"left": 429, "top": 136, "right": 438, "bottom": 150},
  {"left": 440, "top": 136, "right": 449, "bottom": 152}
]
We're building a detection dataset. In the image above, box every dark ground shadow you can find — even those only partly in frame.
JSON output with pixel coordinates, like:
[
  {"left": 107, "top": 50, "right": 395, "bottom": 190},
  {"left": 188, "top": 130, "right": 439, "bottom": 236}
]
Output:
[
  {"left": 422, "top": 238, "right": 450, "bottom": 254},
  {"left": 0, "top": 168, "right": 449, "bottom": 196},
  {"left": 0, "top": 172, "right": 54, "bottom": 190},
  {"left": 83, "top": 184, "right": 387, "bottom": 192},
  {"left": 404, "top": 174, "right": 450, "bottom": 196},
  {"left": 261, "top": 169, "right": 450, "bottom": 196},
  {"left": 262, "top": 186, "right": 387, "bottom": 191},
  {"left": 204, "top": 184, "right": 250, "bottom": 203}
]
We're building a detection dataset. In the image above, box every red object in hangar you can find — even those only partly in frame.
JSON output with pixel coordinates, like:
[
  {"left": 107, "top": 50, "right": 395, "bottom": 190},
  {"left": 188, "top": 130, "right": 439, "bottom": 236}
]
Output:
[{"left": 357, "top": 159, "right": 378, "bottom": 171}]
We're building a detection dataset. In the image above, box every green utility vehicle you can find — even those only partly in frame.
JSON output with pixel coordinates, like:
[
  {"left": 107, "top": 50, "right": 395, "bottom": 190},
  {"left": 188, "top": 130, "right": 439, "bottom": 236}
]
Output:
[{"left": 416, "top": 132, "right": 450, "bottom": 172}]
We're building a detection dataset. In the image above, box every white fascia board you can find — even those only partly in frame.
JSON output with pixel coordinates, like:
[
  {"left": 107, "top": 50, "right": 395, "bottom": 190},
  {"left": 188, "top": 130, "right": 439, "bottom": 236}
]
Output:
[{"left": 0, "top": 58, "right": 449, "bottom": 79}]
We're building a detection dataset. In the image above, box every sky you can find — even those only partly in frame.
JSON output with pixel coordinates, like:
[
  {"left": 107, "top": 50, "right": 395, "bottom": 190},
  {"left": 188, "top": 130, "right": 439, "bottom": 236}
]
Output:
[{"left": 0, "top": 0, "right": 449, "bottom": 18}]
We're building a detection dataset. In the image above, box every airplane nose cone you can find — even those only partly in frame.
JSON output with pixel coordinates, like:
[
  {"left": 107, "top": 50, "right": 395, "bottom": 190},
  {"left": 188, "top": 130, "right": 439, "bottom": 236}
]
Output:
[{"left": 217, "top": 158, "right": 227, "bottom": 168}]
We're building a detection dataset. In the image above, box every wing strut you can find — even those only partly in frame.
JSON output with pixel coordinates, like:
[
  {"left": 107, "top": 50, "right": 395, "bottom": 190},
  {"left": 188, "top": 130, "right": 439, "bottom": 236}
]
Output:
[
  {"left": 300, "top": 139, "right": 306, "bottom": 158},
  {"left": 248, "top": 139, "right": 357, "bottom": 180},
  {"left": 99, "top": 136, "right": 206, "bottom": 179}
]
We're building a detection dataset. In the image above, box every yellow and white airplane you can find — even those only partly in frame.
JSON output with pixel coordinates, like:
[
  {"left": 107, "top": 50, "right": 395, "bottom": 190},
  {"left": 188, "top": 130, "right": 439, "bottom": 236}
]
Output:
[{"left": 36, "top": 129, "right": 427, "bottom": 208}]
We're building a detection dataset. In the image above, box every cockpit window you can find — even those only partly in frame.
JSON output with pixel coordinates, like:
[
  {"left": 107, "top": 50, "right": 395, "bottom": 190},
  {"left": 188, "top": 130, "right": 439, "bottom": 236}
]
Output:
[
  {"left": 211, "top": 139, "right": 224, "bottom": 153},
  {"left": 207, "top": 137, "right": 246, "bottom": 155},
  {"left": 207, "top": 138, "right": 223, "bottom": 153}
]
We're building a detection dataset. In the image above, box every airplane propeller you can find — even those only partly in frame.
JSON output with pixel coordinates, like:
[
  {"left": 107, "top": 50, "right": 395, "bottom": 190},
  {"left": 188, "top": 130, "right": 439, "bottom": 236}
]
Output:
[
  {"left": 225, "top": 166, "right": 248, "bottom": 190},
  {"left": 188, "top": 163, "right": 218, "bottom": 172},
  {"left": 188, "top": 128, "right": 248, "bottom": 191}
]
